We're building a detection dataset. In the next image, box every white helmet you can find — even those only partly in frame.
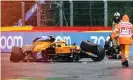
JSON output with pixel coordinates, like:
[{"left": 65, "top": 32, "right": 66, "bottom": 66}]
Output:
[{"left": 114, "top": 12, "right": 120, "bottom": 17}]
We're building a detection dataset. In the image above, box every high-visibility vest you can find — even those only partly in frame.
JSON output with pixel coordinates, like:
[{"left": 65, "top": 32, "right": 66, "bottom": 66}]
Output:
[{"left": 118, "top": 22, "right": 133, "bottom": 44}]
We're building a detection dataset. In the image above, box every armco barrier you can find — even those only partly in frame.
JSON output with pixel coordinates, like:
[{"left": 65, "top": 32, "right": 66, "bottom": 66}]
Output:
[{"left": 1, "top": 27, "right": 133, "bottom": 56}]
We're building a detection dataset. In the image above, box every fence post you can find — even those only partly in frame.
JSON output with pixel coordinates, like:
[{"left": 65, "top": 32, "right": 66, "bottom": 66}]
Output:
[
  {"left": 70, "top": 0, "right": 73, "bottom": 27},
  {"left": 21, "top": 2, "right": 25, "bottom": 26},
  {"left": 104, "top": 0, "right": 108, "bottom": 27},
  {"left": 89, "top": 1, "right": 92, "bottom": 26},
  {"left": 37, "top": 2, "right": 41, "bottom": 26},
  {"left": 59, "top": 0, "right": 63, "bottom": 26}
]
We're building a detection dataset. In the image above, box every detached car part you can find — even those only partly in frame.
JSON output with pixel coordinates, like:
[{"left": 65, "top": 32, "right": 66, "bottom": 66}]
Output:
[{"left": 104, "top": 35, "right": 121, "bottom": 59}]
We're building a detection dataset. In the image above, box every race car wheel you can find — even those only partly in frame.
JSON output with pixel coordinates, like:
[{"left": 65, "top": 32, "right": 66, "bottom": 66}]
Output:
[
  {"left": 92, "top": 45, "right": 105, "bottom": 61},
  {"left": 80, "top": 41, "right": 98, "bottom": 54},
  {"left": 10, "top": 46, "right": 23, "bottom": 62},
  {"left": 80, "top": 41, "right": 105, "bottom": 61}
]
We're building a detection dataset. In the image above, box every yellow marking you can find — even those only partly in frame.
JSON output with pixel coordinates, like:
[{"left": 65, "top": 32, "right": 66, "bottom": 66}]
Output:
[{"left": 1, "top": 26, "right": 32, "bottom": 32}]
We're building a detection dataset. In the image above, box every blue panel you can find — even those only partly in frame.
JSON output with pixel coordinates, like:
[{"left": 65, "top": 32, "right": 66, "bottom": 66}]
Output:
[{"left": 1, "top": 32, "right": 133, "bottom": 56}]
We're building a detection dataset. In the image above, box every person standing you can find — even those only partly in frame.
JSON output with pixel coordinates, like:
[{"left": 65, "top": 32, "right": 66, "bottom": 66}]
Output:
[
  {"left": 111, "top": 14, "right": 133, "bottom": 67},
  {"left": 112, "top": 12, "right": 121, "bottom": 47},
  {"left": 112, "top": 12, "right": 121, "bottom": 31}
]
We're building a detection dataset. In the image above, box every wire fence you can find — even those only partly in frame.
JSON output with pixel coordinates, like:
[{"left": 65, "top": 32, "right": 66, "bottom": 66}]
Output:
[
  {"left": 1, "top": 1, "right": 133, "bottom": 27},
  {"left": 108, "top": 1, "right": 133, "bottom": 26}
]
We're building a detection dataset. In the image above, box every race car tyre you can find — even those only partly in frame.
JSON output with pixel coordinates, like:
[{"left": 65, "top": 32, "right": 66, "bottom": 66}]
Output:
[
  {"left": 80, "top": 41, "right": 105, "bottom": 61},
  {"left": 80, "top": 40, "right": 98, "bottom": 54},
  {"left": 92, "top": 45, "right": 105, "bottom": 61},
  {"left": 10, "top": 46, "right": 23, "bottom": 62}
]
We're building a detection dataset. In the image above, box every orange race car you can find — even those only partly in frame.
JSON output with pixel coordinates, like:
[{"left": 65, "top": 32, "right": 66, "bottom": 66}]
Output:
[{"left": 10, "top": 35, "right": 105, "bottom": 62}]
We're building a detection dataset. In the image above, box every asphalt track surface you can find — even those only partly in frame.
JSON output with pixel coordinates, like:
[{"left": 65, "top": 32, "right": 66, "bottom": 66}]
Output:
[{"left": 1, "top": 53, "right": 133, "bottom": 80}]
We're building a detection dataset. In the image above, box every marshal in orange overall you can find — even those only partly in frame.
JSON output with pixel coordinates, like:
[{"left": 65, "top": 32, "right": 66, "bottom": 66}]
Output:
[{"left": 111, "top": 14, "right": 133, "bottom": 67}]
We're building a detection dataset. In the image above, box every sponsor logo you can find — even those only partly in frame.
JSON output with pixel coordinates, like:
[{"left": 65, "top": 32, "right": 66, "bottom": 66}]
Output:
[
  {"left": 55, "top": 36, "right": 71, "bottom": 45},
  {"left": 0, "top": 36, "right": 23, "bottom": 49},
  {"left": 0, "top": 35, "right": 71, "bottom": 50},
  {"left": 42, "top": 36, "right": 71, "bottom": 45},
  {"left": 90, "top": 36, "right": 110, "bottom": 45}
]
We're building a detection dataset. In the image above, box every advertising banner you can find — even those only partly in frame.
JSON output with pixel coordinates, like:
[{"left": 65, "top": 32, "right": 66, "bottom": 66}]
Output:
[{"left": 1, "top": 31, "right": 133, "bottom": 56}]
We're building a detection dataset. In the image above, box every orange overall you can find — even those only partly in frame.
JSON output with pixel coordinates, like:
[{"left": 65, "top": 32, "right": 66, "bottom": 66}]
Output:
[{"left": 111, "top": 14, "right": 133, "bottom": 62}]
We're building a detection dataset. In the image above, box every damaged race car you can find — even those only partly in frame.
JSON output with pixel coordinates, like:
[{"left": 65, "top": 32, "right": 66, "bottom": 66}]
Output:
[
  {"left": 104, "top": 35, "right": 121, "bottom": 59},
  {"left": 10, "top": 35, "right": 105, "bottom": 62}
]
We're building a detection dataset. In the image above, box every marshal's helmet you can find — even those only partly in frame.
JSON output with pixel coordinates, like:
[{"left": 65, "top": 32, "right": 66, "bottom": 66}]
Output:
[{"left": 114, "top": 12, "right": 120, "bottom": 17}]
